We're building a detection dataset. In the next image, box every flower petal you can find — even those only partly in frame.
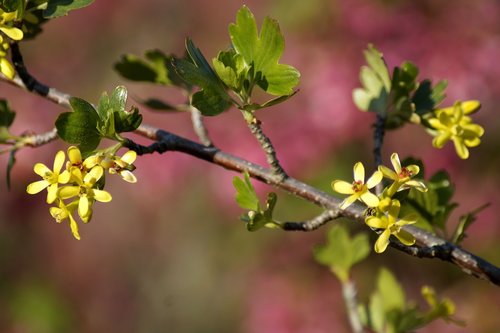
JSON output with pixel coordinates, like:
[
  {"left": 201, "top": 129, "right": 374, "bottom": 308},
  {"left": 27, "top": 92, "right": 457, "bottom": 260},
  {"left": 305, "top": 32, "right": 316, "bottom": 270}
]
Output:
[
  {"left": 26, "top": 180, "right": 49, "bottom": 194},
  {"left": 432, "top": 132, "right": 451, "bottom": 149},
  {"left": 0, "top": 26, "right": 23, "bottom": 40},
  {"left": 58, "top": 186, "right": 80, "bottom": 199},
  {"left": 0, "top": 57, "right": 15, "bottom": 79},
  {"left": 378, "top": 165, "right": 397, "bottom": 180},
  {"left": 394, "top": 229, "right": 415, "bottom": 246},
  {"left": 84, "top": 165, "right": 103, "bottom": 184},
  {"left": 331, "top": 180, "right": 354, "bottom": 194},
  {"left": 59, "top": 170, "right": 71, "bottom": 184},
  {"left": 46, "top": 183, "right": 58, "bottom": 203},
  {"left": 366, "top": 170, "right": 383, "bottom": 189},
  {"left": 390, "top": 153, "right": 401, "bottom": 173},
  {"left": 403, "top": 180, "right": 427, "bottom": 192},
  {"left": 387, "top": 199, "right": 401, "bottom": 223},
  {"left": 53, "top": 150, "right": 65, "bottom": 172},
  {"left": 452, "top": 137, "right": 469, "bottom": 159},
  {"left": 69, "top": 215, "right": 81, "bottom": 240},
  {"left": 121, "top": 150, "right": 137, "bottom": 164},
  {"left": 406, "top": 165, "right": 420, "bottom": 176},
  {"left": 365, "top": 216, "right": 389, "bottom": 229},
  {"left": 360, "top": 191, "right": 379, "bottom": 207},
  {"left": 67, "top": 146, "right": 82, "bottom": 164},
  {"left": 78, "top": 196, "right": 90, "bottom": 219},
  {"left": 398, "top": 214, "right": 418, "bottom": 226},
  {"left": 339, "top": 193, "right": 359, "bottom": 210},
  {"left": 119, "top": 170, "right": 137, "bottom": 183},
  {"left": 353, "top": 162, "right": 365, "bottom": 182},
  {"left": 374, "top": 229, "right": 391, "bottom": 253},
  {"left": 93, "top": 189, "right": 112, "bottom": 202},
  {"left": 50, "top": 207, "right": 66, "bottom": 223},
  {"left": 461, "top": 100, "right": 480, "bottom": 114},
  {"left": 34, "top": 163, "right": 51, "bottom": 177}
]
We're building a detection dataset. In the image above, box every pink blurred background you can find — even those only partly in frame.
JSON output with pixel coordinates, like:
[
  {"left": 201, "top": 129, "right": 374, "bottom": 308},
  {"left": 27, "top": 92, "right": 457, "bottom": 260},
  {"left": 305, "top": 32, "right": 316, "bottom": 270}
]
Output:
[{"left": 1, "top": 0, "right": 499, "bottom": 332}]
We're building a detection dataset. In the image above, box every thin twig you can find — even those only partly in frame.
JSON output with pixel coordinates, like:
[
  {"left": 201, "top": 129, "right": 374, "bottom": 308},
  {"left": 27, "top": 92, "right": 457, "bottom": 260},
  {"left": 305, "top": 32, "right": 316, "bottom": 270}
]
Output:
[
  {"left": 342, "top": 280, "right": 365, "bottom": 333},
  {"left": 246, "top": 115, "right": 288, "bottom": 182},
  {"left": 282, "top": 209, "right": 340, "bottom": 231},
  {"left": 189, "top": 105, "right": 212, "bottom": 146}
]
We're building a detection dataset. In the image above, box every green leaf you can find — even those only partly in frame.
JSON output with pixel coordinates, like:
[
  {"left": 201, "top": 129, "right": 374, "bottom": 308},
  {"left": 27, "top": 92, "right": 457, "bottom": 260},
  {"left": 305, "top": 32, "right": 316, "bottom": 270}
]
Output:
[
  {"left": 55, "top": 97, "right": 101, "bottom": 154},
  {"left": 0, "top": 0, "right": 23, "bottom": 13},
  {"left": 401, "top": 168, "right": 458, "bottom": 233},
  {"left": 172, "top": 39, "right": 231, "bottom": 116},
  {"left": 0, "top": 99, "right": 15, "bottom": 128},
  {"left": 377, "top": 268, "right": 405, "bottom": 312},
  {"left": 43, "top": 0, "right": 93, "bottom": 18},
  {"left": 139, "top": 98, "right": 177, "bottom": 112},
  {"left": 245, "top": 192, "right": 279, "bottom": 231},
  {"left": 314, "top": 225, "right": 370, "bottom": 282},
  {"left": 113, "top": 106, "right": 142, "bottom": 133},
  {"left": 352, "top": 44, "right": 391, "bottom": 115},
  {"left": 233, "top": 170, "right": 259, "bottom": 211},
  {"left": 114, "top": 50, "right": 186, "bottom": 87},
  {"left": 413, "top": 79, "right": 448, "bottom": 117},
  {"left": 452, "top": 203, "right": 489, "bottom": 244},
  {"left": 229, "top": 5, "right": 300, "bottom": 96}
]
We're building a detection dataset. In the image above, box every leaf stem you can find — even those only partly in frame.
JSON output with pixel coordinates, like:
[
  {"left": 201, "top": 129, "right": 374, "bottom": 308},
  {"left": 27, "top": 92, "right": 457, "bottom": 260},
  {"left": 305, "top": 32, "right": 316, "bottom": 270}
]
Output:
[{"left": 342, "top": 280, "right": 365, "bottom": 333}]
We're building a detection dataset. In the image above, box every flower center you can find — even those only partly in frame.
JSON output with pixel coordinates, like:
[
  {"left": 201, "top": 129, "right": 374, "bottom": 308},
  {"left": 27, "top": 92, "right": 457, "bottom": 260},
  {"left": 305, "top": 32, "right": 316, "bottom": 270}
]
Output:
[
  {"left": 399, "top": 167, "right": 413, "bottom": 179},
  {"left": 352, "top": 180, "right": 365, "bottom": 192}
]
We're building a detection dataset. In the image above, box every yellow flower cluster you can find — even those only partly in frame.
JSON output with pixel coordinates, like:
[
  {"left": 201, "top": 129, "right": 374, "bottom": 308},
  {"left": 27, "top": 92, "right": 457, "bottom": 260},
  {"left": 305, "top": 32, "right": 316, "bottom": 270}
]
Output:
[
  {"left": 26, "top": 146, "right": 138, "bottom": 240},
  {"left": 332, "top": 153, "right": 427, "bottom": 253},
  {"left": 427, "top": 100, "right": 484, "bottom": 159},
  {"left": 0, "top": 8, "right": 23, "bottom": 79}
]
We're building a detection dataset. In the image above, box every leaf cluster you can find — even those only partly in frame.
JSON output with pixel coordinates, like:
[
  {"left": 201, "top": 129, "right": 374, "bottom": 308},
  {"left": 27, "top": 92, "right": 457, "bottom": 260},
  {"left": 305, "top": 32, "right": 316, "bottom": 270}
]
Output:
[
  {"left": 398, "top": 158, "right": 487, "bottom": 243},
  {"left": 353, "top": 44, "right": 447, "bottom": 129},
  {"left": 359, "top": 268, "right": 463, "bottom": 333},
  {"left": 114, "top": 6, "right": 300, "bottom": 117},
  {"left": 1, "top": 0, "right": 94, "bottom": 39},
  {"left": 233, "top": 171, "right": 280, "bottom": 231},
  {"left": 55, "top": 86, "right": 142, "bottom": 156}
]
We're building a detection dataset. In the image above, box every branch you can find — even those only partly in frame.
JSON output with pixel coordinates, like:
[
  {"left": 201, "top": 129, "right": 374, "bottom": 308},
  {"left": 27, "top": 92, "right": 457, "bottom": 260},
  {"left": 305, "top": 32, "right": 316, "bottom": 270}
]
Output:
[
  {"left": 2, "top": 45, "right": 499, "bottom": 286},
  {"left": 282, "top": 209, "right": 340, "bottom": 231},
  {"left": 8, "top": 42, "right": 70, "bottom": 108},
  {"left": 126, "top": 128, "right": 500, "bottom": 286},
  {"left": 246, "top": 115, "right": 288, "bottom": 181}
]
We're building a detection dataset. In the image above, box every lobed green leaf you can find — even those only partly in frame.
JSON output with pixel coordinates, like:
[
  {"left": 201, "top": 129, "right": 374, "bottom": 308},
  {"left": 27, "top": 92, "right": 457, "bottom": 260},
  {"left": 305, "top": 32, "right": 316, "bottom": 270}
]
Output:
[{"left": 228, "top": 5, "right": 300, "bottom": 96}]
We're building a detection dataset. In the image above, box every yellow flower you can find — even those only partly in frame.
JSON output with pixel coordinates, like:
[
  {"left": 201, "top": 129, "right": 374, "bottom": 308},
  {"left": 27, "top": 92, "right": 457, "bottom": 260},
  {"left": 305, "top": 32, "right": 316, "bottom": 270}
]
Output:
[
  {"left": 428, "top": 100, "right": 484, "bottom": 159},
  {"left": 0, "top": 9, "right": 23, "bottom": 41},
  {"left": 85, "top": 150, "right": 138, "bottom": 183},
  {"left": 49, "top": 200, "right": 81, "bottom": 240},
  {"left": 332, "top": 162, "right": 383, "bottom": 209},
  {"left": 26, "top": 150, "right": 71, "bottom": 203},
  {"left": 109, "top": 150, "right": 137, "bottom": 183},
  {"left": 365, "top": 199, "right": 417, "bottom": 253},
  {"left": 379, "top": 152, "right": 427, "bottom": 197},
  {"left": 58, "top": 166, "right": 112, "bottom": 221},
  {"left": 0, "top": 42, "right": 14, "bottom": 79},
  {"left": 0, "top": 9, "right": 23, "bottom": 79}
]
